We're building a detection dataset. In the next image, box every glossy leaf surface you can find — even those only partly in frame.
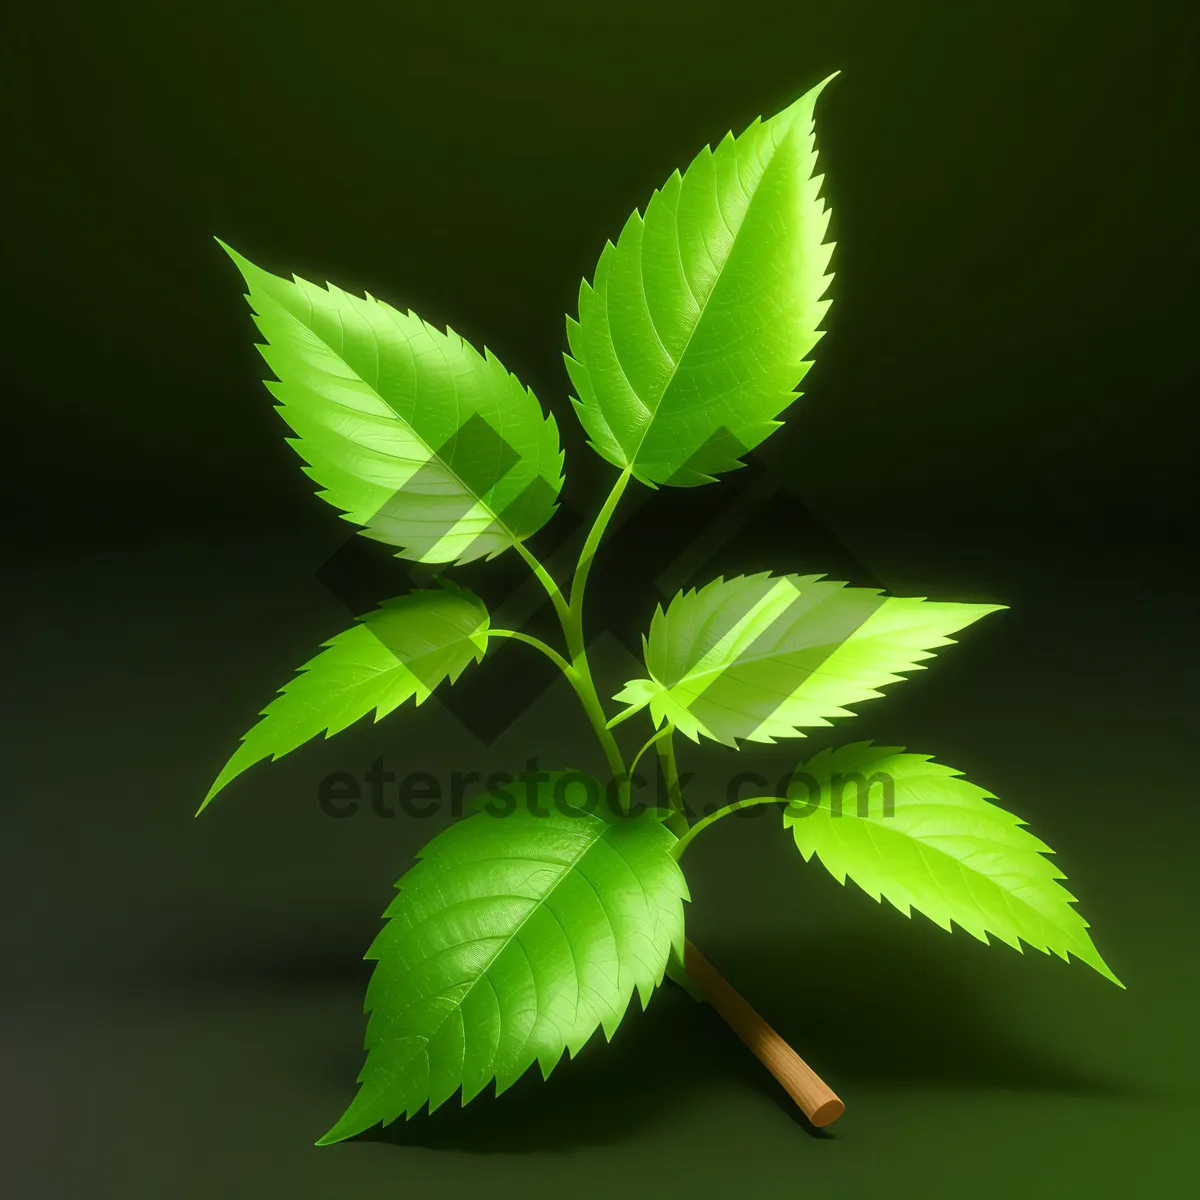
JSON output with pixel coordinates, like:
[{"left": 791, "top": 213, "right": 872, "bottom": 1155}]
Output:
[
  {"left": 613, "top": 573, "right": 1003, "bottom": 745},
  {"left": 201, "top": 582, "right": 488, "bottom": 809},
  {"left": 318, "top": 776, "right": 688, "bottom": 1142},
  {"left": 566, "top": 76, "right": 836, "bottom": 486},
  {"left": 782, "top": 743, "right": 1120, "bottom": 984},
  {"left": 224, "top": 242, "right": 564, "bottom": 563}
]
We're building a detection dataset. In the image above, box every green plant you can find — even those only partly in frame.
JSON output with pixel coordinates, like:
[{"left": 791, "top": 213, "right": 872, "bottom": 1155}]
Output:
[{"left": 202, "top": 75, "right": 1120, "bottom": 1145}]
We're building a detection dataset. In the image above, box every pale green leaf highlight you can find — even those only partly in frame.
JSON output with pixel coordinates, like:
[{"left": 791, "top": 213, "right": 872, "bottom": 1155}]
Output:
[
  {"left": 782, "top": 743, "right": 1120, "bottom": 985},
  {"left": 317, "top": 775, "right": 689, "bottom": 1143},
  {"left": 566, "top": 75, "right": 836, "bottom": 487},
  {"left": 200, "top": 582, "right": 489, "bottom": 810},
  {"left": 222, "top": 241, "right": 564, "bottom": 564},
  {"left": 612, "top": 573, "right": 1004, "bottom": 745}
]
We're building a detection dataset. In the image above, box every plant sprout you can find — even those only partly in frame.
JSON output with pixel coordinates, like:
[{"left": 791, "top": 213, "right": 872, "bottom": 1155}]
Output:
[{"left": 201, "top": 74, "right": 1120, "bottom": 1145}]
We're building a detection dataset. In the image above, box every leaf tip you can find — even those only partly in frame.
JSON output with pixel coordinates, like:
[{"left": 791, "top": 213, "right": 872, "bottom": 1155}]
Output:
[
  {"left": 315, "top": 1101, "right": 374, "bottom": 1146},
  {"left": 214, "top": 236, "right": 248, "bottom": 269},
  {"left": 773, "top": 71, "right": 841, "bottom": 129},
  {"left": 814, "top": 69, "right": 842, "bottom": 95},
  {"left": 195, "top": 775, "right": 227, "bottom": 816},
  {"left": 1090, "top": 953, "right": 1124, "bottom": 989}
]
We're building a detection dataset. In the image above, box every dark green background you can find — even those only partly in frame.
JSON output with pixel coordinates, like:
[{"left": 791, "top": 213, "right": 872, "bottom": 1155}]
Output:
[{"left": 4, "top": 2, "right": 1197, "bottom": 1196}]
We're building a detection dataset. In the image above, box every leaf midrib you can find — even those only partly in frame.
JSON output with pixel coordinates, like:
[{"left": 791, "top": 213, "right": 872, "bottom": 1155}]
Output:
[
  {"left": 378, "top": 817, "right": 637, "bottom": 1086},
  {"left": 790, "top": 799, "right": 1094, "bottom": 955},
  {"left": 294, "top": 607, "right": 483, "bottom": 697},
  {"left": 272, "top": 286, "right": 529, "bottom": 547},
  {"left": 620, "top": 115, "right": 801, "bottom": 470},
  {"left": 661, "top": 622, "right": 894, "bottom": 697}
]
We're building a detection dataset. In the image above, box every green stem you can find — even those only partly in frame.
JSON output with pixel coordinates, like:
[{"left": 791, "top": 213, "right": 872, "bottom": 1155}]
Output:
[
  {"left": 672, "top": 796, "right": 788, "bottom": 859},
  {"left": 554, "top": 469, "right": 634, "bottom": 800},
  {"left": 506, "top": 476, "right": 630, "bottom": 794},
  {"left": 513, "top": 538, "right": 571, "bottom": 628},
  {"left": 494, "top": 627, "right": 620, "bottom": 782},
  {"left": 604, "top": 700, "right": 647, "bottom": 731},
  {"left": 628, "top": 726, "right": 673, "bottom": 780},
  {"left": 655, "top": 728, "right": 690, "bottom": 839},
  {"left": 488, "top": 629, "right": 575, "bottom": 677},
  {"left": 569, "top": 657, "right": 626, "bottom": 790},
  {"left": 569, "top": 468, "right": 632, "bottom": 620}
]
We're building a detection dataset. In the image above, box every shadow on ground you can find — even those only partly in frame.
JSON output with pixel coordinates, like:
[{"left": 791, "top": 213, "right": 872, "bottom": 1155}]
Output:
[{"left": 147, "top": 924, "right": 1143, "bottom": 1154}]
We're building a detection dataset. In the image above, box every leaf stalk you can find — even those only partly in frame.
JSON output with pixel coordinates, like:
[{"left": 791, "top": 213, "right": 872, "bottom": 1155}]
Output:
[
  {"left": 507, "top": 470, "right": 633, "bottom": 800},
  {"left": 487, "top": 629, "right": 576, "bottom": 677},
  {"left": 672, "top": 795, "right": 788, "bottom": 858}
]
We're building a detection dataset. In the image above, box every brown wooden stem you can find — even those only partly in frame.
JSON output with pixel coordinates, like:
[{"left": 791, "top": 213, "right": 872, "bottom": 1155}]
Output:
[{"left": 684, "top": 939, "right": 845, "bottom": 1127}]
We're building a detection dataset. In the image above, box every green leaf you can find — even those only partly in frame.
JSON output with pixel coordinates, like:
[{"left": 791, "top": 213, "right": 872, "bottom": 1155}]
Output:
[
  {"left": 782, "top": 743, "right": 1121, "bottom": 985},
  {"left": 200, "top": 581, "right": 489, "bottom": 811},
  {"left": 221, "top": 241, "right": 564, "bottom": 564},
  {"left": 565, "top": 75, "right": 836, "bottom": 487},
  {"left": 317, "top": 774, "right": 689, "bottom": 1143},
  {"left": 612, "top": 573, "right": 1004, "bottom": 745}
]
